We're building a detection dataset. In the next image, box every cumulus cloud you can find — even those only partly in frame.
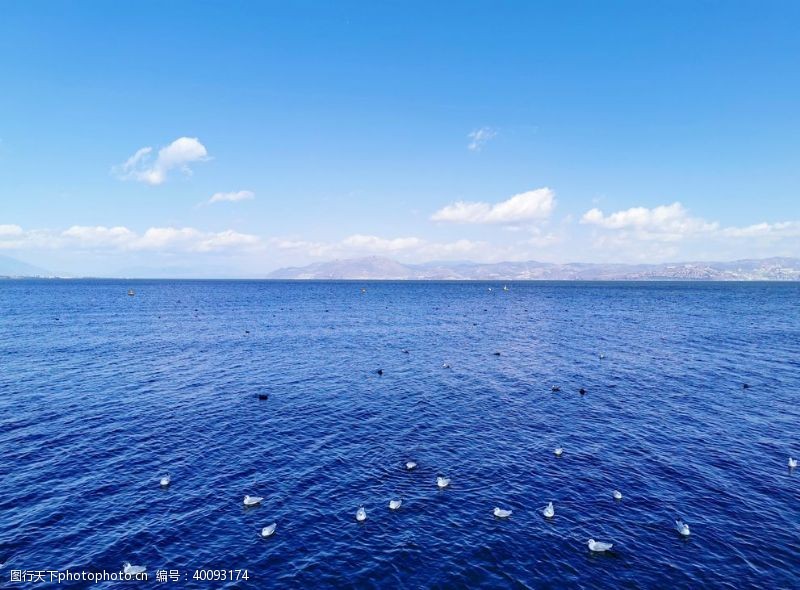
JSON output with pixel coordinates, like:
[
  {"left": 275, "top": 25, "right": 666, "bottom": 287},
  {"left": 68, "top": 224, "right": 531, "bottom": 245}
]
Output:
[
  {"left": 467, "top": 127, "right": 497, "bottom": 151},
  {"left": 719, "top": 221, "right": 800, "bottom": 239},
  {"left": 271, "top": 234, "right": 486, "bottom": 261},
  {"left": 431, "top": 188, "right": 556, "bottom": 225},
  {"left": 0, "top": 224, "right": 260, "bottom": 253},
  {"left": 580, "top": 202, "right": 718, "bottom": 241},
  {"left": 114, "top": 137, "right": 209, "bottom": 185},
  {"left": 209, "top": 190, "right": 255, "bottom": 204}
]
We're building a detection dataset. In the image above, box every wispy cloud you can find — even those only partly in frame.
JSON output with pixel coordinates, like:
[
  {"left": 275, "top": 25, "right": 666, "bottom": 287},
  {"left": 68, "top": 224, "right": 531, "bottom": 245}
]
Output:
[
  {"left": 113, "top": 137, "right": 209, "bottom": 185},
  {"left": 431, "top": 188, "right": 556, "bottom": 224},
  {"left": 209, "top": 190, "right": 255, "bottom": 204},
  {"left": 467, "top": 127, "right": 497, "bottom": 151}
]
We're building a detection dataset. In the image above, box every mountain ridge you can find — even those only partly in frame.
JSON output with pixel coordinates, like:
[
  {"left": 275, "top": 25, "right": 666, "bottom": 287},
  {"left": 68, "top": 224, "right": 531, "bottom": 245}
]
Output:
[{"left": 267, "top": 256, "right": 800, "bottom": 281}]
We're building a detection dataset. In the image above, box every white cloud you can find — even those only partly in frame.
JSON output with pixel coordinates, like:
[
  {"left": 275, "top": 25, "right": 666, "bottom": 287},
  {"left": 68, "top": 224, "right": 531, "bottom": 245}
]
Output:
[
  {"left": 719, "top": 221, "right": 800, "bottom": 239},
  {"left": 114, "top": 137, "right": 209, "bottom": 185},
  {"left": 431, "top": 188, "right": 556, "bottom": 224},
  {"left": 209, "top": 190, "right": 255, "bottom": 204},
  {"left": 467, "top": 127, "right": 497, "bottom": 151},
  {"left": 0, "top": 224, "right": 260, "bottom": 253},
  {"left": 0, "top": 224, "right": 24, "bottom": 236},
  {"left": 341, "top": 234, "right": 424, "bottom": 251},
  {"left": 580, "top": 202, "right": 718, "bottom": 241}
]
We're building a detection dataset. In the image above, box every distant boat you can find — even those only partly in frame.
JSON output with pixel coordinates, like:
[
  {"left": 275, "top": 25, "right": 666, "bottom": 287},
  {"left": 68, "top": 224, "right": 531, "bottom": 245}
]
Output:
[{"left": 127, "top": 289, "right": 135, "bottom": 296}]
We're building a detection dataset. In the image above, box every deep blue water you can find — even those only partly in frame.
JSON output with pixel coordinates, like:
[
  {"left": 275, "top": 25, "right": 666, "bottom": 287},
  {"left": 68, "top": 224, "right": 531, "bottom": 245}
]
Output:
[{"left": 1, "top": 280, "right": 799, "bottom": 589}]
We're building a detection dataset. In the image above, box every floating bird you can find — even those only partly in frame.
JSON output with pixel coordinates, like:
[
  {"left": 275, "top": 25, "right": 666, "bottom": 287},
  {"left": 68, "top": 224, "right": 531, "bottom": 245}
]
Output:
[
  {"left": 257, "top": 393, "right": 269, "bottom": 400},
  {"left": 389, "top": 499, "right": 402, "bottom": 510},
  {"left": 612, "top": 490, "right": 623, "bottom": 500},
  {"left": 442, "top": 363, "right": 451, "bottom": 369},
  {"left": 493, "top": 351, "right": 501, "bottom": 356},
  {"left": 542, "top": 502, "right": 555, "bottom": 518},
  {"left": 376, "top": 369, "right": 384, "bottom": 376},
  {"left": 401, "top": 349, "right": 410, "bottom": 354},
  {"left": 587, "top": 539, "right": 613, "bottom": 553},
  {"left": 579, "top": 388, "right": 587, "bottom": 395},
  {"left": 123, "top": 563, "right": 146, "bottom": 575},
  {"left": 742, "top": 383, "right": 750, "bottom": 389},
  {"left": 598, "top": 353, "right": 605, "bottom": 359},
  {"left": 405, "top": 461, "right": 417, "bottom": 470},
  {"left": 243, "top": 495, "right": 263, "bottom": 507},
  {"left": 356, "top": 506, "right": 367, "bottom": 522},
  {"left": 675, "top": 519, "right": 690, "bottom": 537},
  {"left": 789, "top": 457, "right": 798, "bottom": 468},
  {"left": 159, "top": 473, "right": 171, "bottom": 487},
  {"left": 551, "top": 386, "right": 561, "bottom": 392},
  {"left": 437, "top": 476, "right": 451, "bottom": 489},
  {"left": 261, "top": 523, "right": 277, "bottom": 538},
  {"left": 493, "top": 507, "right": 512, "bottom": 518},
  {"left": 554, "top": 447, "right": 564, "bottom": 457}
]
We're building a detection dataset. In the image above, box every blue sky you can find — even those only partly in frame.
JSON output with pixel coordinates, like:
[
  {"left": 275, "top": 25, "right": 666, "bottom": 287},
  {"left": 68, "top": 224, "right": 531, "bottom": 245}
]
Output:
[{"left": 1, "top": 1, "right": 799, "bottom": 276}]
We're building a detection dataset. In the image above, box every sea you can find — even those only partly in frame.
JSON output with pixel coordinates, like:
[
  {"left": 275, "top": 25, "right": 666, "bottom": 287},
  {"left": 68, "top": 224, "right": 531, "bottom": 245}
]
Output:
[{"left": 0, "top": 280, "right": 798, "bottom": 589}]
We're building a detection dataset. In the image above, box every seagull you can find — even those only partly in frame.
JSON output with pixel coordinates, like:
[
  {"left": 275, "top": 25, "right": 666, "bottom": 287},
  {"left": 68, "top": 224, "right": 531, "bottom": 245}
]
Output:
[
  {"left": 376, "top": 369, "right": 384, "bottom": 376},
  {"left": 159, "top": 473, "right": 171, "bottom": 487},
  {"left": 389, "top": 499, "right": 402, "bottom": 510},
  {"left": 356, "top": 506, "right": 367, "bottom": 522},
  {"left": 789, "top": 457, "right": 798, "bottom": 468},
  {"left": 123, "top": 562, "right": 146, "bottom": 575},
  {"left": 401, "top": 349, "right": 409, "bottom": 354},
  {"left": 257, "top": 393, "right": 269, "bottom": 400},
  {"left": 554, "top": 447, "right": 564, "bottom": 457},
  {"left": 493, "top": 351, "right": 501, "bottom": 356},
  {"left": 579, "top": 388, "right": 587, "bottom": 395},
  {"left": 587, "top": 539, "right": 613, "bottom": 553},
  {"left": 598, "top": 353, "right": 605, "bottom": 359},
  {"left": 243, "top": 495, "right": 263, "bottom": 507},
  {"left": 442, "top": 363, "right": 451, "bottom": 369},
  {"left": 675, "top": 519, "right": 690, "bottom": 537},
  {"left": 493, "top": 507, "right": 512, "bottom": 518},
  {"left": 437, "top": 476, "right": 451, "bottom": 489},
  {"left": 613, "top": 490, "right": 623, "bottom": 500},
  {"left": 551, "top": 386, "right": 561, "bottom": 392},
  {"left": 405, "top": 461, "right": 417, "bottom": 470},
  {"left": 742, "top": 383, "right": 750, "bottom": 390},
  {"left": 261, "top": 523, "right": 277, "bottom": 537},
  {"left": 542, "top": 502, "right": 554, "bottom": 518}
]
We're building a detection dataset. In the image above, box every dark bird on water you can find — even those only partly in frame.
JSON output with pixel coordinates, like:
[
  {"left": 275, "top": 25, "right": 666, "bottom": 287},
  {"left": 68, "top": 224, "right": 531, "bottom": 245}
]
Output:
[
  {"left": 401, "top": 349, "right": 410, "bottom": 354},
  {"left": 493, "top": 352, "right": 501, "bottom": 356},
  {"left": 257, "top": 393, "right": 269, "bottom": 400},
  {"left": 579, "top": 388, "right": 587, "bottom": 395},
  {"left": 742, "top": 383, "right": 750, "bottom": 389},
  {"left": 551, "top": 386, "right": 560, "bottom": 392},
  {"left": 377, "top": 369, "right": 384, "bottom": 376}
]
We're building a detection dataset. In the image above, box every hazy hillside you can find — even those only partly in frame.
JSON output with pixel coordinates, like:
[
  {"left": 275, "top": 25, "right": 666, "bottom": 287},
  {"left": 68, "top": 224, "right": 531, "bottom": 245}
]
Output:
[{"left": 268, "top": 256, "right": 800, "bottom": 281}]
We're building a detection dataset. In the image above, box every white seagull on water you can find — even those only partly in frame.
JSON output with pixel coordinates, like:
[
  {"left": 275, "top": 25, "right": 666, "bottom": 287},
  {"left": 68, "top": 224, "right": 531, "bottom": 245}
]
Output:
[
  {"left": 405, "top": 461, "right": 417, "bottom": 470},
  {"left": 356, "top": 506, "right": 367, "bottom": 522},
  {"left": 612, "top": 490, "right": 623, "bottom": 500},
  {"left": 789, "top": 457, "right": 798, "bottom": 469},
  {"left": 493, "top": 507, "right": 512, "bottom": 518},
  {"left": 542, "top": 502, "right": 554, "bottom": 518},
  {"left": 389, "top": 499, "right": 403, "bottom": 510},
  {"left": 437, "top": 476, "right": 451, "bottom": 489},
  {"left": 123, "top": 562, "right": 146, "bottom": 575},
  {"left": 675, "top": 519, "right": 690, "bottom": 537},
  {"left": 587, "top": 539, "right": 613, "bottom": 553},
  {"left": 261, "top": 523, "right": 277, "bottom": 538},
  {"left": 159, "top": 473, "right": 170, "bottom": 487},
  {"left": 554, "top": 447, "right": 564, "bottom": 457},
  {"left": 243, "top": 495, "right": 263, "bottom": 507}
]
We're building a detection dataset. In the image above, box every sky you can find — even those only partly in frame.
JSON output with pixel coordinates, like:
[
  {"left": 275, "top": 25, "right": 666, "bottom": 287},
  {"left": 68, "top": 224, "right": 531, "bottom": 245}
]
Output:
[{"left": 1, "top": 0, "right": 799, "bottom": 277}]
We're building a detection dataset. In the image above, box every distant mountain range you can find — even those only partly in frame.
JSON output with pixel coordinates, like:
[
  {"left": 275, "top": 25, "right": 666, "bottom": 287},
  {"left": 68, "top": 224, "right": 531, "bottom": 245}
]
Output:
[
  {"left": 0, "top": 255, "right": 50, "bottom": 278},
  {"left": 267, "top": 256, "right": 800, "bottom": 281}
]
